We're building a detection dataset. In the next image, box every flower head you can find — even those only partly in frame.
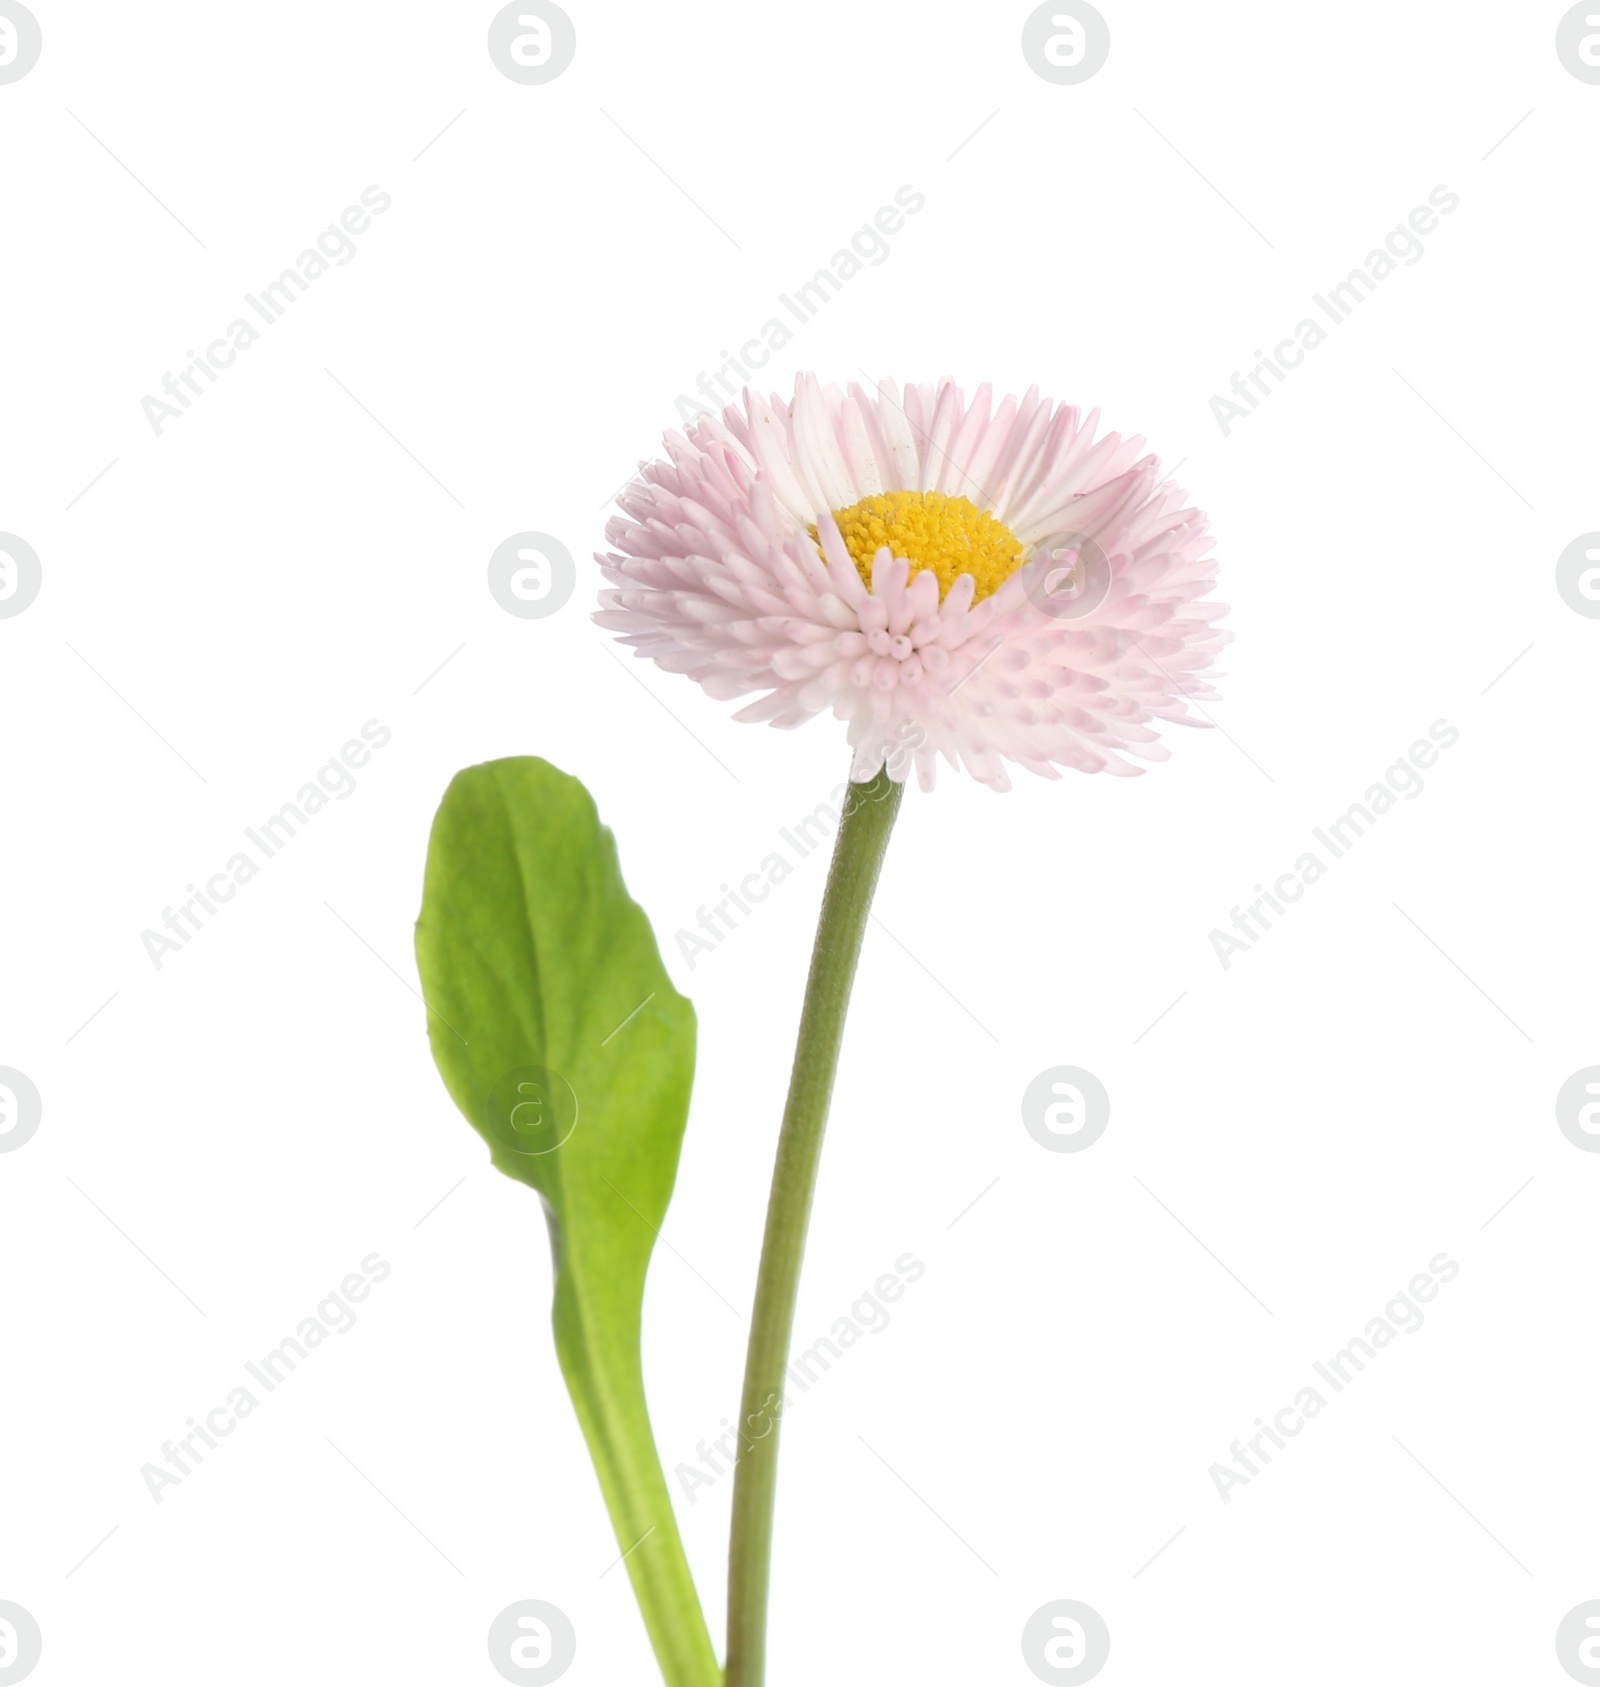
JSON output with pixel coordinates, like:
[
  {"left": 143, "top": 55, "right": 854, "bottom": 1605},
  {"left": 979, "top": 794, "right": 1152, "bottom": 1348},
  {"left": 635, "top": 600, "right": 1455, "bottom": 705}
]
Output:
[{"left": 596, "top": 375, "right": 1228, "bottom": 790}]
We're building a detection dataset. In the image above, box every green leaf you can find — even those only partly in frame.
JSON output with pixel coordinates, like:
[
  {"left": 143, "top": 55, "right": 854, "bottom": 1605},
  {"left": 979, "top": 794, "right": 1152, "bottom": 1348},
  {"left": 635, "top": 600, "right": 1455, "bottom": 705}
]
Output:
[{"left": 415, "top": 757, "right": 720, "bottom": 1687}]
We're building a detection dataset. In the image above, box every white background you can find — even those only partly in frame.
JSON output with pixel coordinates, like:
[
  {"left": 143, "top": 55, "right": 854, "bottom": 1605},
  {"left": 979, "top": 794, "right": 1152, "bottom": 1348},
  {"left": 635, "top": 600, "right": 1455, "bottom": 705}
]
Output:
[{"left": 3, "top": 2, "right": 1598, "bottom": 1683}]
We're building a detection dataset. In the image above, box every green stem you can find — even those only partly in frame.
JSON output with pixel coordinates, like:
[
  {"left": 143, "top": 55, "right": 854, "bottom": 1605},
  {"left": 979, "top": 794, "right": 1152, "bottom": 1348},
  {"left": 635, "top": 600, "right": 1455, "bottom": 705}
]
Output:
[
  {"left": 724, "top": 767, "right": 905, "bottom": 1687},
  {"left": 553, "top": 1271, "right": 722, "bottom": 1687}
]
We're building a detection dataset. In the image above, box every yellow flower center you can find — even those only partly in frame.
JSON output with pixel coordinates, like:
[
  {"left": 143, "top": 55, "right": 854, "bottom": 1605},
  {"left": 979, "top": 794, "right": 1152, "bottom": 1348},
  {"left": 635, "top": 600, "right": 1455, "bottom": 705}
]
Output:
[{"left": 813, "top": 489, "right": 1027, "bottom": 603}]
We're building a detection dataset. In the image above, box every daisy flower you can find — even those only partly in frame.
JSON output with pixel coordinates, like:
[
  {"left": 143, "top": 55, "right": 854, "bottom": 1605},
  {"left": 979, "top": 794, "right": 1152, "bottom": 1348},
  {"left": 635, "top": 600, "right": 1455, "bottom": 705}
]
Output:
[{"left": 596, "top": 374, "right": 1229, "bottom": 790}]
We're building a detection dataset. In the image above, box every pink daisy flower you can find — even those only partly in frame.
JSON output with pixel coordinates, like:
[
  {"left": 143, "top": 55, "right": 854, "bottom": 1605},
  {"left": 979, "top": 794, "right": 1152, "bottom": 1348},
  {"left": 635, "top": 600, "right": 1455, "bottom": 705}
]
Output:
[{"left": 595, "top": 375, "right": 1229, "bottom": 791}]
